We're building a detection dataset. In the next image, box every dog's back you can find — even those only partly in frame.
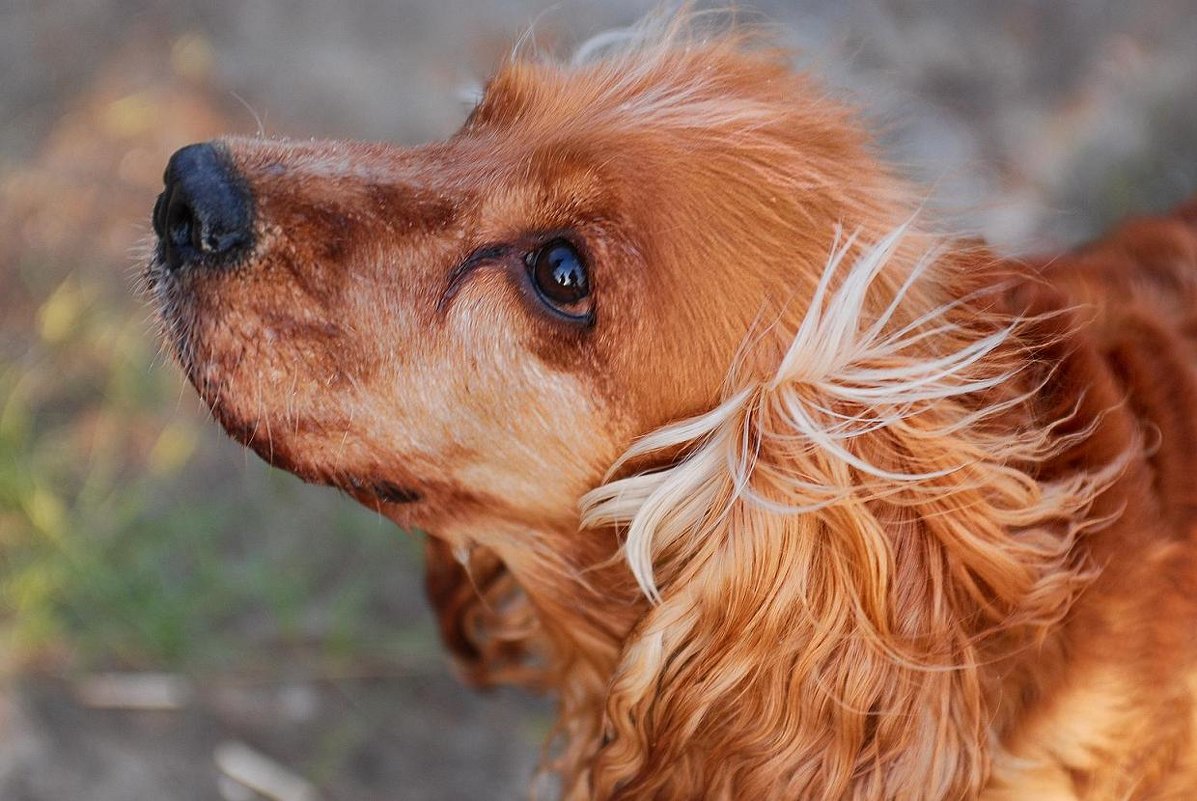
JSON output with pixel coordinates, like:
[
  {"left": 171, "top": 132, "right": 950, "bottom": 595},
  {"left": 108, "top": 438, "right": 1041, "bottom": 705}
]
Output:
[
  {"left": 980, "top": 202, "right": 1197, "bottom": 798},
  {"left": 1042, "top": 200, "right": 1197, "bottom": 530}
]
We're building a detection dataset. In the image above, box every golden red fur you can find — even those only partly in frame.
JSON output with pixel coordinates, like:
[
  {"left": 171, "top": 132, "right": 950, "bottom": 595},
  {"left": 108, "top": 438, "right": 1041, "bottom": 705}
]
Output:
[{"left": 145, "top": 14, "right": 1197, "bottom": 800}]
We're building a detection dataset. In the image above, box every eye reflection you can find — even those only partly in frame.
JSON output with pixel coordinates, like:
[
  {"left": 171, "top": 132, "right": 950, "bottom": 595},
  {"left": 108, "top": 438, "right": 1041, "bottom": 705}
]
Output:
[{"left": 529, "top": 240, "right": 590, "bottom": 311}]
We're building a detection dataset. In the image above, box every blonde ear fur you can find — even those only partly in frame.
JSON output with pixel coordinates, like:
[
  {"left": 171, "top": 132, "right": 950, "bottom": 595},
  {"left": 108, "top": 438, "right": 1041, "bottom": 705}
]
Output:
[{"left": 578, "top": 225, "right": 1127, "bottom": 799}]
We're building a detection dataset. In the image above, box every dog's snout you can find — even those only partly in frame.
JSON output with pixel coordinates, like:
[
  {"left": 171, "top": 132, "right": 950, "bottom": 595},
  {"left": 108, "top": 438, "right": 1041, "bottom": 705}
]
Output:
[{"left": 153, "top": 142, "right": 253, "bottom": 272}]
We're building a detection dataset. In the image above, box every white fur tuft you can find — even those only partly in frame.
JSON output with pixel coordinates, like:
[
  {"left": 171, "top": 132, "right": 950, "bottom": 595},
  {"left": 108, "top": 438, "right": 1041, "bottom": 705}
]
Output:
[{"left": 580, "top": 223, "right": 1110, "bottom": 603}]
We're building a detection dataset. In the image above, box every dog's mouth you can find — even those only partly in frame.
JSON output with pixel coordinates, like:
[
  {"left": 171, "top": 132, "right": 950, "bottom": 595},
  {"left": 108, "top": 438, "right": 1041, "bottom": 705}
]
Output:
[{"left": 342, "top": 477, "right": 424, "bottom": 506}]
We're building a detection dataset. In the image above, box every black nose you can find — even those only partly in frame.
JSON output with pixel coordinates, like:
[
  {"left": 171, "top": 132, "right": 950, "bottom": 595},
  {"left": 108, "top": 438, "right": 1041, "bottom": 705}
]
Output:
[{"left": 153, "top": 143, "right": 253, "bottom": 272}]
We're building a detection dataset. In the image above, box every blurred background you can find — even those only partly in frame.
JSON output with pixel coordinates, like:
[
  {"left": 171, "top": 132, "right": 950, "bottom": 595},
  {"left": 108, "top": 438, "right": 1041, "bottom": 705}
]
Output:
[{"left": 1, "top": 1, "right": 1195, "bottom": 799}]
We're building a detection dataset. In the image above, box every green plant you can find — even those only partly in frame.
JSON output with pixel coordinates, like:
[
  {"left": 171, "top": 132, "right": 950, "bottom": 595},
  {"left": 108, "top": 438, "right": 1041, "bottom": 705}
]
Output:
[{"left": 0, "top": 271, "right": 434, "bottom": 673}]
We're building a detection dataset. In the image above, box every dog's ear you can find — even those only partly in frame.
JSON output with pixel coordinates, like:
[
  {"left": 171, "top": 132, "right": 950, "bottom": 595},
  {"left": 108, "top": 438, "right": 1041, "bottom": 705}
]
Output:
[
  {"left": 423, "top": 538, "right": 548, "bottom": 688},
  {"left": 580, "top": 230, "right": 1124, "bottom": 799}
]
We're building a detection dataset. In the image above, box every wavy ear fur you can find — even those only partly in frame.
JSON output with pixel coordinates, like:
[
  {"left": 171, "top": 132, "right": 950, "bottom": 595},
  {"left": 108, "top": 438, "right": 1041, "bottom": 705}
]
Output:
[
  {"left": 424, "top": 538, "right": 550, "bottom": 689},
  {"left": 580, "top": 227, "right": 1126, "bottom": 800}
]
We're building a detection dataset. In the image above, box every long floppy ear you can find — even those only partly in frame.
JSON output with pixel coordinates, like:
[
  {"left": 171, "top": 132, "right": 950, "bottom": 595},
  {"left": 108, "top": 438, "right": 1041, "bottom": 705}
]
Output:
[
  {"left": 580, "top": 227, "right": 1127, "bottom": 800},
  {"left": 423, "top": 538, "right": 549, "bottom": 688}
]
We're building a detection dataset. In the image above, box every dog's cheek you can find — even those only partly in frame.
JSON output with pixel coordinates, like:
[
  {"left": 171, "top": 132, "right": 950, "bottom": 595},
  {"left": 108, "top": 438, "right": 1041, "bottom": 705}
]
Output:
[
  {"left": 456, "top": 373, "right": 613, "bottom": 512},
  {"left": 422, "top": 278, "right": 621, "bottom": 515}
]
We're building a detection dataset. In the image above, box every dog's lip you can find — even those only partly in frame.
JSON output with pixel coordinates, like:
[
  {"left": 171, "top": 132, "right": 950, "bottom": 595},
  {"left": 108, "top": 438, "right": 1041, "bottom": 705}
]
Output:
[{"left": 345, "top": 476, "right": 423, "bottom": 505}]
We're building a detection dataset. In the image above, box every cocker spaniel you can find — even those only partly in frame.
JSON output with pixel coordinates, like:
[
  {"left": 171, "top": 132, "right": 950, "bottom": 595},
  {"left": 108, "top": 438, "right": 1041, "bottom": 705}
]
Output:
[{"left": 145, "top": 12, "right": 1197, "bottom": 800}]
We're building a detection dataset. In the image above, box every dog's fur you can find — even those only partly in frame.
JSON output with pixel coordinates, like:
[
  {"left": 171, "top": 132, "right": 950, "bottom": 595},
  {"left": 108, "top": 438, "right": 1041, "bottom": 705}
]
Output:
[{"left": 147, "top": 14, "right": 1197, "bottom": 800}]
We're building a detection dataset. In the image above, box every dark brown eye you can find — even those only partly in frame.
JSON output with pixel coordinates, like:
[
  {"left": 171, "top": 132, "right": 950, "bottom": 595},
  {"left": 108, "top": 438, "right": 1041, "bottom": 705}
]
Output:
[{"left": 527, "top": 239, "right": 591, "bottom": 318}]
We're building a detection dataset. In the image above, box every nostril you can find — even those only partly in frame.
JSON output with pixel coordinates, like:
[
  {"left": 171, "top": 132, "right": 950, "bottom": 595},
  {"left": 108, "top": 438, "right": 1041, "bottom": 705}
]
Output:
[
  {"left": 166, "top": 189, "right": 196, "bottom": 250},
  {"left": 156, "top": 142, "right": 254, "bottom": 272}
]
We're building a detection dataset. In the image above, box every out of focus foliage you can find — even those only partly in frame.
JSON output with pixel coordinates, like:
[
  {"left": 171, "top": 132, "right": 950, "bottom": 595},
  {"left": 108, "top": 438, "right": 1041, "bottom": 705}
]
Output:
[{"left": 0, "top": 34, "right": 434, "bottom": 675}]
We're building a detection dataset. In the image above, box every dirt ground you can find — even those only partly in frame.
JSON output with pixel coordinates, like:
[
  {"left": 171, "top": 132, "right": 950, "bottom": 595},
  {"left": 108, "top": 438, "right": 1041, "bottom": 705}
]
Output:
[
  {"left": 0, "top": 676, "right": 547, "bottom": 801},
  {"left": 1, "top": 1, "right": 1196, "bottom": 799}
]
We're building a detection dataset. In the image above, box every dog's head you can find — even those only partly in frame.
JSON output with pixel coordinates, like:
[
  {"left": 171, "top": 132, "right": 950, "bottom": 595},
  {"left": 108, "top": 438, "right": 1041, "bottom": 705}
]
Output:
[{"left": 144, "top": 26, "right": 913, "bottom": 544}]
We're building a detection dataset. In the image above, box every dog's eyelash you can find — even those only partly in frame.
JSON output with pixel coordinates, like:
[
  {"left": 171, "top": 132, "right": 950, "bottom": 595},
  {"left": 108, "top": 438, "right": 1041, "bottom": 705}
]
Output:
[{"left": 437, "top": 244, "right": 512, "bottom": 313}]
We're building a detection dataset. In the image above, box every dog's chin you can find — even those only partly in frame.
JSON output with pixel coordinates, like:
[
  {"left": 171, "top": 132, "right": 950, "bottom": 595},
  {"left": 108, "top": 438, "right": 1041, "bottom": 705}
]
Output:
[
  {"left": 164, "top": 343, "right": 429, "bottom": 514},
  {"left": 206, "top": 399, "right": 426, "bottom": 511}
]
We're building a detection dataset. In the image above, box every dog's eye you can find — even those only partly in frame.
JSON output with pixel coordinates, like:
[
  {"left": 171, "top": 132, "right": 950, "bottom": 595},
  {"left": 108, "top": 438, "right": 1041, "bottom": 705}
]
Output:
[{"left": 527, "top": 240, "right": 591, "bottom": 319}]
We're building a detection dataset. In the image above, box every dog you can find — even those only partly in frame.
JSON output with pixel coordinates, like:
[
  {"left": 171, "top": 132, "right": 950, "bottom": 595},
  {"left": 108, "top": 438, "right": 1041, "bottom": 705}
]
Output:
[{"left": 145, "top": 12, "right": 1197, "bottom": 800}]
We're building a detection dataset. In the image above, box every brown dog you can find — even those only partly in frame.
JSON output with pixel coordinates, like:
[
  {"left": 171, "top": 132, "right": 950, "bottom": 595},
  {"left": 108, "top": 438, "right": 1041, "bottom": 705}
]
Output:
[{"left": 145, "top": 14, "right": 1197, "bottom": 801}]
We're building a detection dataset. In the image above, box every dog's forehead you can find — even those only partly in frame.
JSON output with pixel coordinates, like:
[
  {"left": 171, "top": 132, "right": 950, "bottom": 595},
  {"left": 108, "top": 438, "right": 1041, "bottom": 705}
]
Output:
[{"left": 467, "top": 146, "right": 620, "bottom": 232}]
